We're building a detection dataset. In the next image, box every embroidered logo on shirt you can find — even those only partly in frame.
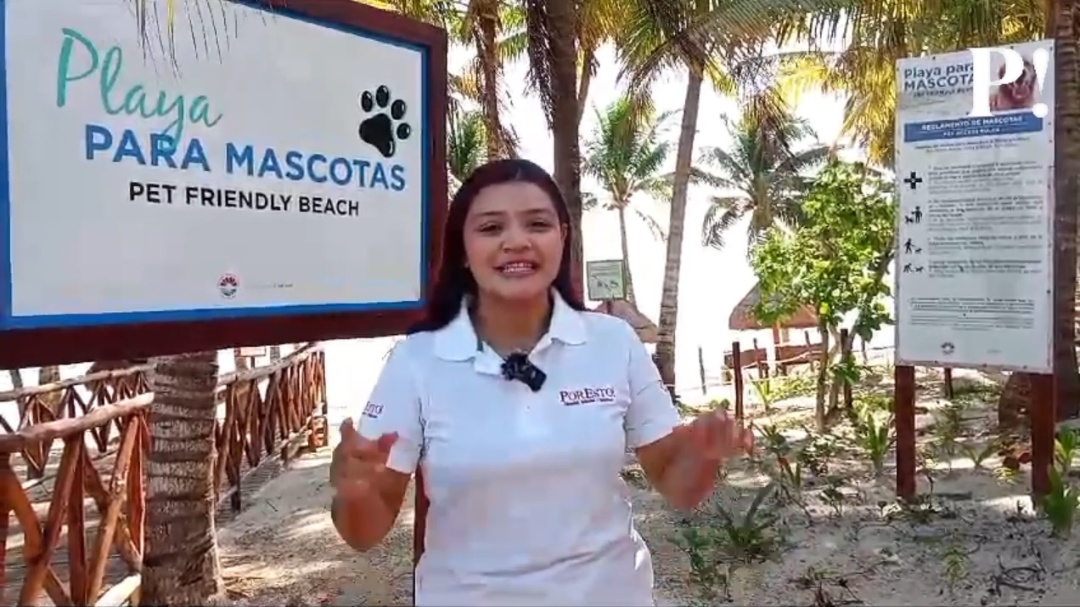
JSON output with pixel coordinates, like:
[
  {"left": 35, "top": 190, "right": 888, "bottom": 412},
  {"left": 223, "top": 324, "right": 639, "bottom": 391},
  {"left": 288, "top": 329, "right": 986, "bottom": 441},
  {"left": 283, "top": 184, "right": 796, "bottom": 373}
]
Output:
[
  {"left": 363, "top": 401, "right": 384, "bottom": 419},
  {"left": 559, "top": 386, "right": 616, "bottom": 406}
]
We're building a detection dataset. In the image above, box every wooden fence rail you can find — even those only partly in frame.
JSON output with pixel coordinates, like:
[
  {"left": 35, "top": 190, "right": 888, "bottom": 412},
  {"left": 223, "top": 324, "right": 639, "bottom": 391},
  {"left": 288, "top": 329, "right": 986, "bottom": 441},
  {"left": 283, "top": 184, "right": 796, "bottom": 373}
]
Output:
[
  {"left": 0, "top": 345, "right": 328, "bottom": 606},
  {"left": 214, "top": 344, "right": 328, "bottom": 511},
  {"left": 0, "top": 395, "right": 149, "bottom": 607},
  {"left": 0, "top": 367, "right": 150, "bottom": 483}
]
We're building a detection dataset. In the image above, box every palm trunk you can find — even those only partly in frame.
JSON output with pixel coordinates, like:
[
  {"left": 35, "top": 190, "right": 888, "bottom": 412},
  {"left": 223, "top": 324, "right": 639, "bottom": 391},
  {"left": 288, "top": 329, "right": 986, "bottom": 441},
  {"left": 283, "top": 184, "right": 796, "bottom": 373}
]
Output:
[
  {"left": 478, "top": 2, "right": 503, "bottom": 160},
  {"left": 142, "top": 351, "right": 226, "bottom": 606},
  {"left": 576, "top": 46, "right": 595, "bottom": 129},
  {"left": 7, "top": 369, "right": 23, "bottom": 390},
  {"left": 8, "top": 369, "right": 24, "bottom": 422},
  {"left": 1004, "top": 2, "right": 1080, "bottom": 421},
  {"left": 269, "top": 345, "right": 282, "bottom": 363},
  {"left": 37, "top": 365, "right": 62, "bottom": 417},
  {"left": 233, "top": 348, "right": 250, "bottom": 371},
  {"left": 545, "top": 0, "right": 584, "bottom": 293},
  {"left": 654, "top": 63, "right": 704, "bottom": 388},
  {"left": 1050, "top": 0, "right": 1080, "bottom": 419},
  {"left": 617, "top": 205, "right": 636, "bottom": 305}
]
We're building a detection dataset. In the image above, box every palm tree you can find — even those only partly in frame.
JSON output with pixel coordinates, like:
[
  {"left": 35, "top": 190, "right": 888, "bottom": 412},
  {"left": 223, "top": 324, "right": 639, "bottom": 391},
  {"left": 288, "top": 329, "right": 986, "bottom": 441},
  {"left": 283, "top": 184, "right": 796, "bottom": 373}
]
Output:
[
  {"left": 384, "top": 0, "right": 624, "bottom": 185},
  {"left": 524, "top": 0, "right": 589, "bottom": 288},
  {"left": 368, "top": 0, "right": 524, "bottom": 159},
  {"left": 448, "top": 106, "right": 489, "bottom": 188},
  {"left": 583, "top": 95, "right": 673, "bottom": 304},
  {"left": 1040, "top": 0, "right": 1080, "bottom": 420},
  {"left": 446, "top": 0, "right": 526, "bottom": 158},
  {"left": 698, "top": 110, "right": 830, "bottom": 255},
  {"left": 614, "top": 0, "right": 803, "bottom": 388},
  {"left": 576, "top": 0, "right": 626, "bottom": 129},
  {"left": 141, "top": 350, "right": 226, "bottom": 606}
]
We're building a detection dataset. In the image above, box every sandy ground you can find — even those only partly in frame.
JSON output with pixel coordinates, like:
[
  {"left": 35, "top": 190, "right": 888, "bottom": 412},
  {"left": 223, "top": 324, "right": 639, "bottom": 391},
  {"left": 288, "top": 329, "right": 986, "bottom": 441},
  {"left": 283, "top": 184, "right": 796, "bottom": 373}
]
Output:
[
  {"left": 216, "top": 429, "right": 679, "bottom": 606},
  {"left": 218, "top": 367, "right": 1080, "bottom": 607},
  {"left": 218, "top": 427, "right": 417, "bottom": 606}
]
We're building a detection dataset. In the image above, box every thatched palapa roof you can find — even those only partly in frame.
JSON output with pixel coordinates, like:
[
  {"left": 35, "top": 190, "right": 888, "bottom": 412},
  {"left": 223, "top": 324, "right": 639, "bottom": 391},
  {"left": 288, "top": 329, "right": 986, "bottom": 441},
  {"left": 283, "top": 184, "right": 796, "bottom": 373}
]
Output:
[
  {"left": 592, "top": 300, "right": 659, "bottom": 343},
  {"left": 728, "top": 283, "right": 817, "bottom": 331}
]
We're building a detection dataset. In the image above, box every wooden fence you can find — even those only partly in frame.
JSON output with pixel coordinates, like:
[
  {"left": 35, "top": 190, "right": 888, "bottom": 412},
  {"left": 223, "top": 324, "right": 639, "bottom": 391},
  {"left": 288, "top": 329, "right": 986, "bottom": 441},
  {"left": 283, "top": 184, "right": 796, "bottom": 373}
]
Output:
[{"left": 0, "top": 344, "right": 328, "bottom": 606}]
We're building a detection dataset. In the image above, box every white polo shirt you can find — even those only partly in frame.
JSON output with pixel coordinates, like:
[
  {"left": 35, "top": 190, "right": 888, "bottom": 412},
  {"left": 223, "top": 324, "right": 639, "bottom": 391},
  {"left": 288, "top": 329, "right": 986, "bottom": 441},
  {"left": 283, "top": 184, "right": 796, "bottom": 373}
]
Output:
[{"left": 358, "top": 293, "right": 681, "bottom": 606}]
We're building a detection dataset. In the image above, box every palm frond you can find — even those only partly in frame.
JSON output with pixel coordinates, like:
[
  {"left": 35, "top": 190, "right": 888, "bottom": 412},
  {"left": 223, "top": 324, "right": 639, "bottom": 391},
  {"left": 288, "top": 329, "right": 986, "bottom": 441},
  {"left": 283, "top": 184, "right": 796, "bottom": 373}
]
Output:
[
  {"left": 685, "top": 166, "right": 738, "bottom": 190},
  {"left": 582, "top": 191, "right": 601, "bottom": 211},
  {"left": 635, "top": 206, "right": 667, "bottom": 241},
  {"left": 701, "top": 197, "right": 747, "bottom": 250},
  {"left": 524, "top": 0, "right": 556, "bottom": 127}
]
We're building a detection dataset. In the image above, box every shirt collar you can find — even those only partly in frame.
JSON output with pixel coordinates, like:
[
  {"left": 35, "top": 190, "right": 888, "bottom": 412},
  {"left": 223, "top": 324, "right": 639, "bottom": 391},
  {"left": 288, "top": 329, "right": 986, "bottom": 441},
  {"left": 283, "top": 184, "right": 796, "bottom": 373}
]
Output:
[{"left": 433, "top": 291, "right": 587, "bottom": 362}]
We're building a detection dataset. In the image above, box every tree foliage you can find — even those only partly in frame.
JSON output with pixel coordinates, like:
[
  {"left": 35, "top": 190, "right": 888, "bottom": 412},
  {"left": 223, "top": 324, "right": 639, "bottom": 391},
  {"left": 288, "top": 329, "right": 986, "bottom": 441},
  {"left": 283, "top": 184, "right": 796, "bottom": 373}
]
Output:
[
  {"left": 582, "top": 94, "right": 674, "bottom": 302},
  {"left": 750, "top": 159, "right": 894, "bottom": 333},
  {"left": 771, "top": 0, "right": 1045, "bottom": 166},
  {"left": 448, "top": 107, "right": 488, "bottom": 189},
  {"left": 697, "top": 108, "right": 830, "bottom": 254},
  {"left": 583, "top": 95, "right": 672, "bottom": 234}
]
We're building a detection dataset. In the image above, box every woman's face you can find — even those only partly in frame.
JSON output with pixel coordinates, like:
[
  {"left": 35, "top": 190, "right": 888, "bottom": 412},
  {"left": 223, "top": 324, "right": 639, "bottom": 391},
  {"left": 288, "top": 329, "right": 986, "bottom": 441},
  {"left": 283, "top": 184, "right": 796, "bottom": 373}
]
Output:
[{"left": 463, "top": 181, "right": 565, "bottom": 304}]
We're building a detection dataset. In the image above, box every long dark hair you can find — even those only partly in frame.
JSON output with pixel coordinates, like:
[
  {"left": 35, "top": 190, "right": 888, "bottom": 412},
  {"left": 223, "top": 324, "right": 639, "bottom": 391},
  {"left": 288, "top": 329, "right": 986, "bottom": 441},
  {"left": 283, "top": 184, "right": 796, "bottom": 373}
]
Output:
[{"left": 409, "top": 159, "right": 586, "bottom": 334}]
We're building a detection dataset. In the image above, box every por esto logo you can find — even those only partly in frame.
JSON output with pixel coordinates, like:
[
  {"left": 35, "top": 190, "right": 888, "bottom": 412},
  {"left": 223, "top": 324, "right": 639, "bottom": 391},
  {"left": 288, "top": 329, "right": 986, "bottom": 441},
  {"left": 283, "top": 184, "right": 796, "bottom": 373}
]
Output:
[
  {"left": 218, "top": 273, "right": 239, "bottom": 298},
  {"left": 559, "top": 386, "right": 617, "bottom": 406}
]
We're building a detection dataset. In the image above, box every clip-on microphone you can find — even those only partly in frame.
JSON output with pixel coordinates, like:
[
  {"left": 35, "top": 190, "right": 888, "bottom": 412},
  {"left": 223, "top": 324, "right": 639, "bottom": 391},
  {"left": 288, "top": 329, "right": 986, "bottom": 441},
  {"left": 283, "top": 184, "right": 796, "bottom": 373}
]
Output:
[{"left": 501, "top": 352, "right": 547, "bottom": 392}]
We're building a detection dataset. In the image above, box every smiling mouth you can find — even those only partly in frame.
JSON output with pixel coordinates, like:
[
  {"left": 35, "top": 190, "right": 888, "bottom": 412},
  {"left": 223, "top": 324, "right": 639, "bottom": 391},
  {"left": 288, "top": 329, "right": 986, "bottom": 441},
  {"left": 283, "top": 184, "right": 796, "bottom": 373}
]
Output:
[{"left": 498, "top": 261, "right": 538, "bottom": 278}]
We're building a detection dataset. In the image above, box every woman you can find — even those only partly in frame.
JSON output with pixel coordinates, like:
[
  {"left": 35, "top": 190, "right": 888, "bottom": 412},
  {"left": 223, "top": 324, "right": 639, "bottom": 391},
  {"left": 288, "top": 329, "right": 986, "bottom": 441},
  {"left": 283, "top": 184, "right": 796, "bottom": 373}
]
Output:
[{"left": 330, "top": 159, "right": 752, "bottom": 606}]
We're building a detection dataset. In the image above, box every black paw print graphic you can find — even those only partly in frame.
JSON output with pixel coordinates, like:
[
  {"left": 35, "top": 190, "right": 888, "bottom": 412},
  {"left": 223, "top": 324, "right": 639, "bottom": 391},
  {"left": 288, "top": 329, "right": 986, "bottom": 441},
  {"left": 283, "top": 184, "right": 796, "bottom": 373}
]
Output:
[{"left": 358, "top": 85, "right": 412, "bottom": 159}]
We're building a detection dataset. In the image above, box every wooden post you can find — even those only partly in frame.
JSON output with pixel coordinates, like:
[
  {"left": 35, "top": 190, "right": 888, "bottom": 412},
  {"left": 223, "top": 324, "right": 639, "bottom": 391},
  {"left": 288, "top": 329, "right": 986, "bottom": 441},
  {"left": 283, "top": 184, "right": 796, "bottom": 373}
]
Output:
[
  {"left": 943, "top": 368, "right": 954, "bottom": 399},
  {"left": 752, "top": 338, "right": 766, "bottom": 379},
  {"left": 1030, "top": 373, "right": 1056, "bottom": 498},
  {"left": 0, "top": 453, "right": 10, "bottom": 593},
  {"left": 894, "top": 365, "right": 917, "bottom": 502},
  {"left": 697, "top": 347, "right": 707, "bottom": 395},
  {"left": 771, "top": 323, "right": 781, "bottom": 376},
  {"left": 732, "top": 341, "right": 744, "bottom": 421},
  {"left": 840, "top": 328, "right": 853, "bottom": 411}
]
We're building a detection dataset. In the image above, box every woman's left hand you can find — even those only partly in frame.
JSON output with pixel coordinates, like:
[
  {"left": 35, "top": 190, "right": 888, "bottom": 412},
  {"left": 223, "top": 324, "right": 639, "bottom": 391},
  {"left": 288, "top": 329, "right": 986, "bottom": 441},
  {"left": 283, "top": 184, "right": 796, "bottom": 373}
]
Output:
[{"left": 679, "top": 410, "right": 754, "bottom": 464}]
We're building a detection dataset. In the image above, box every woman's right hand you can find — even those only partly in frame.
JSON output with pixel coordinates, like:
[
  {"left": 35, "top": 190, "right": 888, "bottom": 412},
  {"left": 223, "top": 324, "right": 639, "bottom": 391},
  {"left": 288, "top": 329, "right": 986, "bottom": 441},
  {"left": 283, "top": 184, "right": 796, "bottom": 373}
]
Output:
[{"left": 330, "top": 418, "right": 399, "bottom": 505}]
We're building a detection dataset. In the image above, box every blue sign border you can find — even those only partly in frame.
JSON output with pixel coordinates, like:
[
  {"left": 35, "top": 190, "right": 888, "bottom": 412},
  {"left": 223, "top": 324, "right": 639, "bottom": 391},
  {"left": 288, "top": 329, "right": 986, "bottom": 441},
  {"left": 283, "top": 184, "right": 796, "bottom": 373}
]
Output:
[{"left": 0, "top": 0, "right": 430, "bottom": 330}]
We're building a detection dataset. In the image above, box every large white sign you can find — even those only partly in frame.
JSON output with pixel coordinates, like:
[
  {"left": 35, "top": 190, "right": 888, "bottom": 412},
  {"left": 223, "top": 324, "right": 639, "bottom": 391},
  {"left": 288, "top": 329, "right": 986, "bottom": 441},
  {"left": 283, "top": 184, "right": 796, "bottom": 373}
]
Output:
[
  {"left": 894, "top": 40, "right": 1054, "bottom": 372},
  {"left": 1, "top": 0, "right": 429, "bottom": 329}
]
